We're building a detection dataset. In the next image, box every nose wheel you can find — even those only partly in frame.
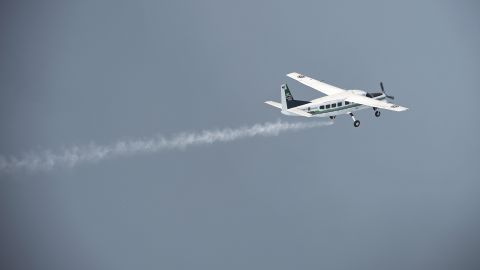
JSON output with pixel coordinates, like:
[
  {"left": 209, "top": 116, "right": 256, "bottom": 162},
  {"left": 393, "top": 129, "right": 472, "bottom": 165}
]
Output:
[
  {"left": 349, "top": 112, "right": 360, "bottom": 127},
  {"left": 375, "top": 110, "right": 381, "bottom": 117}
]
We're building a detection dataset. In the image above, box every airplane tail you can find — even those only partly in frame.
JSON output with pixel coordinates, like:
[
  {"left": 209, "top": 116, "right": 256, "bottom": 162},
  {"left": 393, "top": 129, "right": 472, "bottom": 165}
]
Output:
[{"left": 281, "top": 83, "right": 310, "bottom": 110}]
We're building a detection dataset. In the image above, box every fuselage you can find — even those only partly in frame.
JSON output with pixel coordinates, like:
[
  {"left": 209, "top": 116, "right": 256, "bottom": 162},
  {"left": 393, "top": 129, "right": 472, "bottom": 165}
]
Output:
[{"left": 281, "top": 90, "right": 386, "bottom": 117}]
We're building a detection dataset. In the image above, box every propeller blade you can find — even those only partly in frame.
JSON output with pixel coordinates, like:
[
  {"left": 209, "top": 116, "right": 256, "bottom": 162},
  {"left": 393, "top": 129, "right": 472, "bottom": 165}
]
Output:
[{"left": 380, "top": 82, "right": 394, "bottom": 99}]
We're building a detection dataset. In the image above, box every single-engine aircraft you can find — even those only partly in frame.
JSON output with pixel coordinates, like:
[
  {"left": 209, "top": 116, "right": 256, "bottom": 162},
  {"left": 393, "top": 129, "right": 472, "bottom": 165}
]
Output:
[{"left": 265, "top": 72, "right": 408, "bottom": 127}]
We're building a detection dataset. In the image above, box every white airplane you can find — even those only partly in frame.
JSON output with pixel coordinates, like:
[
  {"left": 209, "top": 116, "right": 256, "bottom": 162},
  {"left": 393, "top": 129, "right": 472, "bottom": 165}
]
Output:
[{"left": 265, "top": 72, "right": 408, "bottom": 127}]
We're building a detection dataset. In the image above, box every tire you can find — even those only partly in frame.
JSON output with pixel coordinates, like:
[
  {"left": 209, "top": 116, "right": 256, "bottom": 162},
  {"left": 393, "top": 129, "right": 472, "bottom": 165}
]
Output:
[
  {"left": 375, "top": 110, "right": 381, "bottom": 117},
  {"left": 354, "top": 120, "right": 360, "bottom": 127}
]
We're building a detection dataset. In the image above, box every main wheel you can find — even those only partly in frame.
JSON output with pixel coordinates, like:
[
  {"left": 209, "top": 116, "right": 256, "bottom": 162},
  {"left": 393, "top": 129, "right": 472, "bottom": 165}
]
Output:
[
  {"left": 354, "top": 120, "right": 360, "bottom": 127},
  {"left": 375, "top": 110, "right": 381, "bottom": 117},
  {"left": 329, "top": 116, "right": 336, "bottom": 120}
]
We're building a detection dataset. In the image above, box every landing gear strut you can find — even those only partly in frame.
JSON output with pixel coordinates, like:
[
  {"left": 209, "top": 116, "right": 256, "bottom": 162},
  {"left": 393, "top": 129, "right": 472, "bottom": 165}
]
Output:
[
  {"left": 373, "top": 108, "right": 381, "bottom": 117},
  {"left": 349, "top": 112, "right": 360, "bottom": 127}
]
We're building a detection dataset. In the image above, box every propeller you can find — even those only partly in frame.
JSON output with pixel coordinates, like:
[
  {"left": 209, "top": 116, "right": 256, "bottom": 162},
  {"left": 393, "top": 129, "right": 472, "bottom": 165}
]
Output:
[{"left": 380, "top": 82, "right": 394, "bottom": 100}]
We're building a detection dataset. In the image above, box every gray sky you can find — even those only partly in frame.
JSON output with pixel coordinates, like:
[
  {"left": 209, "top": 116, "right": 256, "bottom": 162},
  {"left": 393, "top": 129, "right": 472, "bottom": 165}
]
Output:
[{"left": 1, "top": 0, "right": 480, "bottom": 269}]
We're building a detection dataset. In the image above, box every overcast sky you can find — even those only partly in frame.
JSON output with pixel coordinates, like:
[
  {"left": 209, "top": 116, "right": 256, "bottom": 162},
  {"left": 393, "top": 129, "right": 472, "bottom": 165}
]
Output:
[{"left": 1, "top": 1, "right": 480, "bottom": 269}]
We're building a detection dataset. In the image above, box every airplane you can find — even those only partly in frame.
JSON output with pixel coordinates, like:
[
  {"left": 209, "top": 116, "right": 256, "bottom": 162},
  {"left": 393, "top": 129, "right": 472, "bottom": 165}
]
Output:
[{"left": 265, "top": 72, "right": 408, "bottom": 127}]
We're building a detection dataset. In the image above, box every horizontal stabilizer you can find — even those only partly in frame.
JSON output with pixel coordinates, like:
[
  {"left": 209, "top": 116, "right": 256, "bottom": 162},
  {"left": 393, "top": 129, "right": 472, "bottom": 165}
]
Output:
[{"left": 264, "top": 101, "right": 282, "bottom": 109}]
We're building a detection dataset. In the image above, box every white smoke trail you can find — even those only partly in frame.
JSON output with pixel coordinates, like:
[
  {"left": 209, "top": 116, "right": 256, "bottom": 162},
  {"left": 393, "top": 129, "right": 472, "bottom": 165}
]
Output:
[{"left": 0, "top": 120, "right": 332, "bottom": 173}]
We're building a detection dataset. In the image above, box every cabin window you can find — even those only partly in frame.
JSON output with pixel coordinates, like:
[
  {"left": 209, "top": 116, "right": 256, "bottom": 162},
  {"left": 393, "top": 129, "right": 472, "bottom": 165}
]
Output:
[
  {"left": 326, "top": 104, "right": 330, "bottom": 109},
  {"left": 307, "top": 107, "right": 311, "bottom": 111},
  {"left": 320, "top": 105, "right": 324, "bottom": 110},
  {"left": 338, "top": 102, "right": 342, "bottom": 107},
  {"left": 332, "top": 103, "right": 336, "bottom": 108},
  {"left": 345, "top": 101, "right": 350, "bottom": 105}
]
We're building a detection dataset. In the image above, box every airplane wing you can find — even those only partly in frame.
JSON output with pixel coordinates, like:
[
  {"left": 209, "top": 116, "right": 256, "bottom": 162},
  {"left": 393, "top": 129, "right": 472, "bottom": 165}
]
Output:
[
  {"left": 346, "top": 94, "right": 408, "bottom": 112},
  {"left": 264, "top": 101, "right": 282, "bottom": 109},
  {"left": 287, "top": 72, "right": 346, "bottom": 96},
  {"left": 287, "top": 107, "right": 313, "bottom": 117}
]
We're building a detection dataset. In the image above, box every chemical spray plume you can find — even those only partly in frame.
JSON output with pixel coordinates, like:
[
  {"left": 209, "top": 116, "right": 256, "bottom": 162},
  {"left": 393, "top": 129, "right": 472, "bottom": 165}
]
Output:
[{"left": 0, "top": 120, "right": 332, "bottom": 173}]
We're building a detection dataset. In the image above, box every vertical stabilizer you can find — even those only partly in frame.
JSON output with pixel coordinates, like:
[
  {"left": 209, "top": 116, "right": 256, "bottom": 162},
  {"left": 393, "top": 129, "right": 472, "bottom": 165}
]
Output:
[{"left": 280, "top": 84, "right": 293, "bottom": 111}]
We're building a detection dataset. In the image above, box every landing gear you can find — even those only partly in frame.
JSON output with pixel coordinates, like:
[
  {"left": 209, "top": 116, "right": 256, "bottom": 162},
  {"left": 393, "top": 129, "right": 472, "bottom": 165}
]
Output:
[
  {"left": 329, "top": 116, "right": 336, "bottom": 120},
  {"left": 349, "top": 112, "right": 360, "bottom": 127},
  {"left": 375, "top": 110, "right": 381, "bottom": 117}
]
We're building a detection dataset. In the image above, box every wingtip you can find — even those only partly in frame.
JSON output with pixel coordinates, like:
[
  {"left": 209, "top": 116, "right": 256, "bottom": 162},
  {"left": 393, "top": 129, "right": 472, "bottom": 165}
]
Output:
[
  {"left": 286, "top": 72, "right": 299, "bottom": 77},
  {"left": 287, "top": 72, "right": 307, "bottom": 80},
  {"left": 395, "top": 106, "right": 408, "bottom": 112}
]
